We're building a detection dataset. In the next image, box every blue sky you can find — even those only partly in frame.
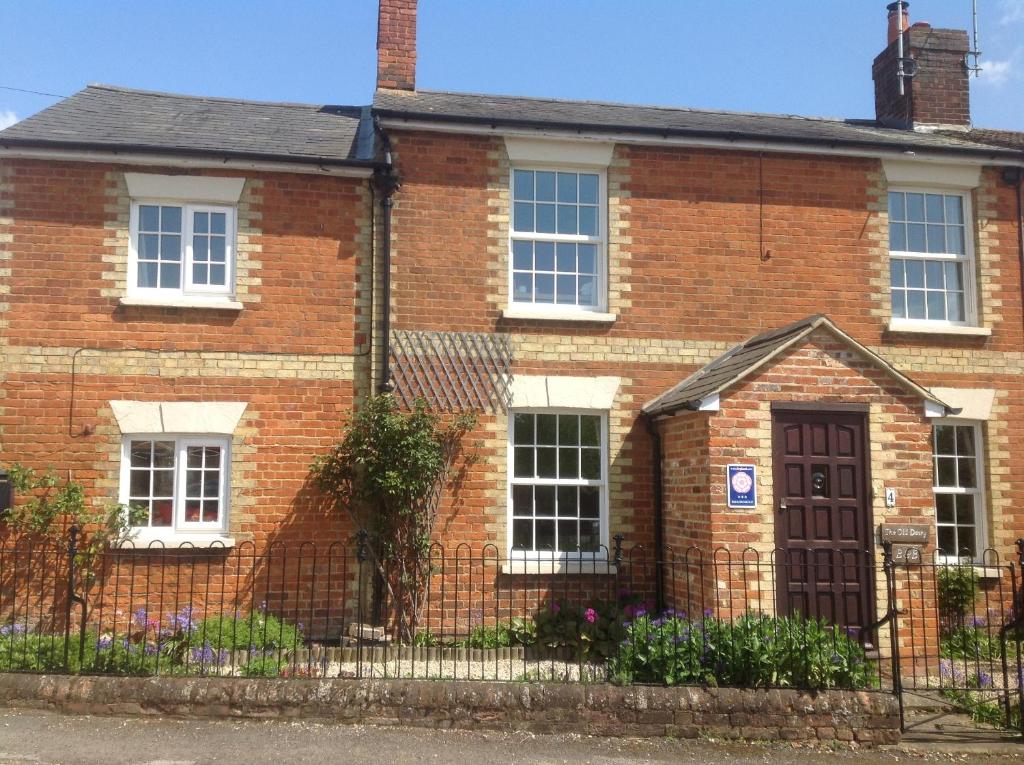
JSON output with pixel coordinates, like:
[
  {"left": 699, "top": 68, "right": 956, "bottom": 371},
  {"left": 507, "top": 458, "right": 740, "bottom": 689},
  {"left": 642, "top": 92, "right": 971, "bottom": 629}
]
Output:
[{"left": 1, "top": 1, "right": 1022, "bottom": 131}]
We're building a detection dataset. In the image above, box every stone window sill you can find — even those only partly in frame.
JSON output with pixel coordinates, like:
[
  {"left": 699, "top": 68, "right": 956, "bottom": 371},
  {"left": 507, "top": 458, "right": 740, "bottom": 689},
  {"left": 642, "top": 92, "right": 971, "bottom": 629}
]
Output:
[
  {"left": 119, "top": 297, "right": 244, "bottom": 311},
  {"left": 501, "top": 307, "right": 617, "bottom": 323},
  {"left": 886, "top": 320, "right": 991, "bottom": 337},
  {"left": 501, "top": 560, "right": 617, "bottom": 575},
  {"left": 116, "top": 533, "right": 236, "bottom": 550}
]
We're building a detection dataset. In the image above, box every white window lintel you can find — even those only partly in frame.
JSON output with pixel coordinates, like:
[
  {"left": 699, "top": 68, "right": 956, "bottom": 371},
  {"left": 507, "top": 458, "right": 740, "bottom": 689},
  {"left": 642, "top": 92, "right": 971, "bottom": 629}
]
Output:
[
  {"left": 927, "top": 388, "right": 995, "bottom": 421},
  {"left": 109, "top": 401, "right": 247, "bottom": 435},
  {"left": 882, "top": 160, "right": 981, "bottom": 190},
  {"left": 509, "top": 375, "right": 619, "bottom": 410},
  {"left": 504, "top": 137, "right": 614, "bottom": 168},
  {"left": 125, "top": 173, "right": 246, "bottom": 204}
]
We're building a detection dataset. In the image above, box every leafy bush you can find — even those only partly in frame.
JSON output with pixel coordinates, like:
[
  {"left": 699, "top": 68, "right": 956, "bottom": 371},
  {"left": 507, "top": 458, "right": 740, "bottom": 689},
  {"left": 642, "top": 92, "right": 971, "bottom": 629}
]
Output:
[
  {"left": 609, "top": 611, "right": 873, "bottom": 690},
  {"left": 941, "top": 621, "right": 1015, "bottom": 662},
  {"left": 240, "top": 654, "right": 282, "bottom": 677},
  {"left": 0, "top": 625, "right": 69, "bottom": 672},
  {"left": 937, "top": 566, "right": 978, "bottom": 630},
  {"left": 534, "top": 599, "right": 629, "bottom": 662},
  {"left": 458, "top": 618, "right": 536, "bottom": 649},
  {"left": 191, "top": 608, "right": 304, "bottom": 653}
]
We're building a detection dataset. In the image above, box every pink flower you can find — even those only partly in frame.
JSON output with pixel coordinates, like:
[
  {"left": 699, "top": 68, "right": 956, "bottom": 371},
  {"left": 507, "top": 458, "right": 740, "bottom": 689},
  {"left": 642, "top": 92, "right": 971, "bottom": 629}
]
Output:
[
  {"left": 551, "top": 602, "right": 561, "bottom": 614},
  {"left": 584, "top": 608, "right": 597, "bottom": 624}
]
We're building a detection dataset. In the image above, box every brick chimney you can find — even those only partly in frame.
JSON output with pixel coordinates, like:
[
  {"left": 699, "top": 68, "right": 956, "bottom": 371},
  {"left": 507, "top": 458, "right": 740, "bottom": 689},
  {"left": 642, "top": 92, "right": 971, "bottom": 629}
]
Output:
[
  {"left": 377, "top": 0, "right": 417, "bottom": 91},
  {"left": 872, "top": 2, "right": 971, "bottom": 129}
]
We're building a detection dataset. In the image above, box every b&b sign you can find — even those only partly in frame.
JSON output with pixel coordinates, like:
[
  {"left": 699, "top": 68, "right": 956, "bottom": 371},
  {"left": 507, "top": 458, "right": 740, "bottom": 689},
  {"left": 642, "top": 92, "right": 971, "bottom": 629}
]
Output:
[{"left": 727, "top": 464, "right": 756, "bottom": 509}]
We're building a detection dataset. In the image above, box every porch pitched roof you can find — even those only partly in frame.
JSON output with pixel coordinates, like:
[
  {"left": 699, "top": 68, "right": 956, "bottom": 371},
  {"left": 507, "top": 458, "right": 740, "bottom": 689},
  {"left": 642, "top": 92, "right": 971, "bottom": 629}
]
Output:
[{"left": 642, "top": 315, "right": 953, "bottom": 417}]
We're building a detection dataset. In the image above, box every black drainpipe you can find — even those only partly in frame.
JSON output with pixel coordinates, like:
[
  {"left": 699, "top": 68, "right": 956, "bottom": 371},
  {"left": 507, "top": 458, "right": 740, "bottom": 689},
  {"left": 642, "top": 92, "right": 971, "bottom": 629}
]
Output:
[
  {"left": 643, "top": 399, "right": 700, "bottom": 614},
  {"left": 373, "top": 118, "right": 400, "bottom": 393}
]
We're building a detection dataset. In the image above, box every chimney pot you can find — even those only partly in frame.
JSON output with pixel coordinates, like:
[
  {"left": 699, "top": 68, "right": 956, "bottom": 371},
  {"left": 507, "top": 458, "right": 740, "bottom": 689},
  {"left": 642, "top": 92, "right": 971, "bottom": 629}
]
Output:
[{"left": 887, "top": 1, "right": 910, "bottom": 45}]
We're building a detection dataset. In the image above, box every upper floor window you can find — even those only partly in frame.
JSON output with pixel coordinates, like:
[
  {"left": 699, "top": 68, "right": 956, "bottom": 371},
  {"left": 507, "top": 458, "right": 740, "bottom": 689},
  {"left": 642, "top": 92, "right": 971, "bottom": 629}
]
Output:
[
  {"left": 888, "top": 190, "right": 976, "bottom": 326},
  {"left": 130, "top": 202, "right": 235, "bottom": 299},
  {"left": 510, "top": 168, "right": 605, "bottom": 312}
]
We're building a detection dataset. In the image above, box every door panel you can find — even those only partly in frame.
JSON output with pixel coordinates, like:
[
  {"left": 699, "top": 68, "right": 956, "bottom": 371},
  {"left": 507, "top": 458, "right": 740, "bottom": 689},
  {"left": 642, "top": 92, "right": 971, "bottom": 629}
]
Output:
[{"left": 772, "top": 409, "right": 874, "bottom": 636}]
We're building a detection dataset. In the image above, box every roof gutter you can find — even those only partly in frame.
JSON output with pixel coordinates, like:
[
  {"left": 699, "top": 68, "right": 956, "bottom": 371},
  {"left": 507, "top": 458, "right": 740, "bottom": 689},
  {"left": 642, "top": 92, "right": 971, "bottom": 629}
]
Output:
[
  {"left": 374, "top": 112, "right": 1024, "bottom": 165},
  {"left": 0, "top": 140, "right": 382, "bottom": 177}
]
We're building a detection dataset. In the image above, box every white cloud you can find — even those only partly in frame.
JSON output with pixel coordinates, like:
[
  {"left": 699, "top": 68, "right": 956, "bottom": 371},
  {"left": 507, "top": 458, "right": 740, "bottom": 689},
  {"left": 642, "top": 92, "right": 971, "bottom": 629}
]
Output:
[
  {"left": 982, "top": 58, "right": 1015, "bottom": 86},
  {"left": 1001, "top": 0, "right": 1024, "bottom": 25},
  {"left": 0, "top": 110, "right": 18, "bottom": 130}
]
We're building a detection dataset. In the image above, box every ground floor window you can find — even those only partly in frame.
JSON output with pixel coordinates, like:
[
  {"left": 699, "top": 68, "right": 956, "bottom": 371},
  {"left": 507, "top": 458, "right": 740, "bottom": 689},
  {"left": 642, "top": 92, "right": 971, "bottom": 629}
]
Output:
[
  {"left": 119, "top": 436, "right": 229, "bottom": 536},
  {"left": 932, "top": 421, "right": 986, "bottom": 560},
  {"left": 509, "top": 410, "right": 606, "bottom": 556}
]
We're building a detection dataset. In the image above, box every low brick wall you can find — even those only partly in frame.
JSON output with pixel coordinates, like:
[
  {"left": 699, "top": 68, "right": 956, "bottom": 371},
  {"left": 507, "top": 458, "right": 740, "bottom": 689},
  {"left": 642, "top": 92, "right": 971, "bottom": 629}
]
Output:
[{"left": 0, "top": 673, "right": 900, "bottom": 746}]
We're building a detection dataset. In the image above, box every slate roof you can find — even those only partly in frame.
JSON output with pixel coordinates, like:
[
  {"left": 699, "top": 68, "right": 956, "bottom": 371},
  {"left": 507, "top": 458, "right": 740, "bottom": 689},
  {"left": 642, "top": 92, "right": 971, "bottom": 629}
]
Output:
[
  {"left": 0, "top": 85, "right": 378, "bottom": 167},
  {"left": 642, "top": 315, "right": 950, "bottom": 417},
  {"left": 374, "top": 89, "right": 1023, "bottom": 159}
]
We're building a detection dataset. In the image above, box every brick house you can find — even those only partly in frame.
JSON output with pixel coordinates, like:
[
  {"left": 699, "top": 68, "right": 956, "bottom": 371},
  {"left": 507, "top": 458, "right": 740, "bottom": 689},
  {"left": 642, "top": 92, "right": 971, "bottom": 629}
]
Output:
[{"left": 1, "top": 1, "right": 1023, "bottom": 635}]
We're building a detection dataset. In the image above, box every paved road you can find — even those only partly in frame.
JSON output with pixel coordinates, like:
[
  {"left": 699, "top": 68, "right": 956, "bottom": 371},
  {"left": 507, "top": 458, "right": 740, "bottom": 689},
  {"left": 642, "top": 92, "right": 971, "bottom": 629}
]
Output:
[{"left": 0, "top": 709, "right": 1020, "bottom": 764}]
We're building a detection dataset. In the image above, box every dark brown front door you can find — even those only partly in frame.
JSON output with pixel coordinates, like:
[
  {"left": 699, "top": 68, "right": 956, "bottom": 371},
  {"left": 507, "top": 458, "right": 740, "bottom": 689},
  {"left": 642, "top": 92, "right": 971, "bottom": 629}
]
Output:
[{"left": 772, "top": 408, "right": 874, "bottom": 634}]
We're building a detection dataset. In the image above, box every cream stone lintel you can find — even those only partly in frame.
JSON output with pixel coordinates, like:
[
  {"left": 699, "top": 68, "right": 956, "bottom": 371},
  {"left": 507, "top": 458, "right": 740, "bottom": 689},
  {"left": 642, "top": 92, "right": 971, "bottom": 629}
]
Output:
[
  {"left": 510, "top": 375, "right": 620, "bottom": 410},
  {"left": 881, "top": 160, "right": 982, "bottom": 189},
  {"left": 503, "top": 137, "right": 614, "bottom": 167},
  {"left": 110, "top": 401, "right": 247, "bottom": 435},
  {"left": 124, "top": 173, "right": 246, "bottom": 204},
  {"left": 925, "top": 388, "right": 995, "bottom": 421}
]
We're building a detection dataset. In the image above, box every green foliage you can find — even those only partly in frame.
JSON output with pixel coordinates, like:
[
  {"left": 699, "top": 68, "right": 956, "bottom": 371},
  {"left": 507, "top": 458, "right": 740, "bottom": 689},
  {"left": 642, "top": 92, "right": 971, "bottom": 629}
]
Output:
[
  {"left": 0, "top": 627, "right": 69, "bottom": 672},
  {"left": 458, "top": 618, "right": 536, "bottom": 649},
  {"left": 310, "top": 394, "right": 477, "bottom": 561},
  {"left": 411, "top": 629, "right": 440, "bottom": 647},
  {"left": 937, "top": 566, "right": 978, "bottom": 628},
  {"left": 534, "top": 599, "right": 628, "bottom": 662},
  {"left": 609, "top": 612, "right": 873, "bottom": 690},
  {"left": 192, "top": 611, "right": 304, "bottom": 653},
  {"left": 941, "top": 623, "right": 1015, "bottom": 662},
  {"left": 239, "top": 655, "right": 283, "bottom": 678}
]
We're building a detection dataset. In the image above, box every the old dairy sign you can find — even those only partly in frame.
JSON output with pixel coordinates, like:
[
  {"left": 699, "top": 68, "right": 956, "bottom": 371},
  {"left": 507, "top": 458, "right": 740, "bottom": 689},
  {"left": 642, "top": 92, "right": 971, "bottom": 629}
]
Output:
[{"left": 880, "top": 524, "right": 929, "bottom": 544}]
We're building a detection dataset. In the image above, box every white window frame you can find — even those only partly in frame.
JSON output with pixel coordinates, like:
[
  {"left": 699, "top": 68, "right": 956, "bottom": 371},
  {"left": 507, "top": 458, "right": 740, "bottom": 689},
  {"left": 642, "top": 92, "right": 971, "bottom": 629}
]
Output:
[
  {"left": 506, "top": 408, "right": 609, "bottom": 560},
  {"left": 932, "top": 420, "right": 987, "bottom": 563},
  {"left": 119, "top": 435, "right": 231, "bottom": 542},
  {"left": 508, "top": 166, "right": 608, "bottom": 315},
  {"left": 887, "top": 186, "right": 978, "bottom": 330},
  {"left": 128, "top": 201, "right": 237, "bottom": 301}
]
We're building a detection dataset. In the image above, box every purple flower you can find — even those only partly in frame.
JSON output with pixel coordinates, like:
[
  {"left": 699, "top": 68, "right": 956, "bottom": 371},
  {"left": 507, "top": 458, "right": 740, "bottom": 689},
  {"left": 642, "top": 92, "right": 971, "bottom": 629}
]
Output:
[
  {"left": 0, "top": 623, "right": 27, "bottom": 637},
  {"left": 132, "top": 608, "right": 149, "bottom": 629},
  {"left": 978, "top": 671, "right": 994, "bottom": 688},
  {"left": 550, "top": 602, "right": 561, "bottom": 615},
  {"left": 167, "top": 606, "right": 196, "bottom": 633},
  {"left": 584, "top": 608, "right": 597, "bottom": 624},
  {"left": 97, "top": 635, "right": 113, "bottom": 650},
  {"left": 191, "top": 642, "right": 228, "bottom": 667},
  {"left": 968, "top": 616, "right": 987, "bottom": 628},
  {"left": 703, "top": 607, "right": 714, "bottom": 619},
  {"left": 144, "top": 643, "right": 160, "bottom": 656}
]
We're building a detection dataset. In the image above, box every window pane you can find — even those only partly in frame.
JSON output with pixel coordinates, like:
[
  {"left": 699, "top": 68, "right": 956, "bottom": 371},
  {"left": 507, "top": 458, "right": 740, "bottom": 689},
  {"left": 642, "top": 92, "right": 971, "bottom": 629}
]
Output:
[
  {"left": 205, "top": 447, "right": 220, "bottom": 468},
  {"left": 193, "top": 212, "right": 209, "bottom": 234},
  {"left": 535, "top": 520, "right": 555, "bottom": 551},
  {"left": 202, "top": 500, "right": 220, "bottom": 523},
  {"left": 137, "top": 262, "right": 159, "bottom": 288},
  {"left": 945, "top": 196, "right": 964, "bottom": 224},
  {"left": 581, "top": 448, "right": 601, "bottom": 480},
  {"left": 556, "top": 172, "right": 577, "bottom": 203},
  {"left": 580, "top": 416, "right": 600, "bottom": 446},
  {"left": 579, "top": 205, "right": 598, "bottom": 236},
  {"left": 513, "top": 170, "right": 533, "bottom": 201},
  {"left": 905, "top": 260, "right": 925, "bottom": 288},
  {"left": 151, "top": 500, "right": 173, "bottom": 527},
  {"left": 957, "top": 526, "right": 976, "bottom": 557},
  {"left": 130, "top": 441, "right": 152, "bottom": 467},
  {"left": 578, "top": 275, "right": 596, "bottom": 306},
  {"left": 888, "top": 192, "right": 905, "bottom": 221},
  {"left": 947, "top": 226, "right": 965, "bottom": 255},
  {"left": 186, "top": 470, "right": 202, "bottom": 496},
  {"left": 558, "top": 448, "right": 579, "bottom": 478},
  {"left": 558, "top": 520, "right": 578, "bottom": 551},
  {"left": 925, "top": 260, "right": 944, "bottom": 289},
  {"left": 193, "top": 237, "right": 209, "bottom": 262},
  {"left": 558, "top": 415, "right": 579, "bottom": 445},
  {"left": 907, "top": 223, "right": 926, "bottom": 253},
  {"left": 925, "top": 194, "right": 945, "bottom": 223},
  {"left": 203, "top": 471, "right": 220, "bottom": 497},
  {"left": 535, "top": 203, "right": 556, "bottom": 233},
  {"left": 139, "top": 233, "right": 159, "bottom": 260},
  {"left": 210, "top": 213, "right": 226, "bottom": 235},
  {"left": 153, "top": 441, "right": 175, "bottom": 467},
  {"left": 927, "top": 291, "right": 946, "bottom": 320},
  {"left": 152, "top": 470, "right": 173, "bottom": 497},
  {"left": 907, "top": 290, "right": 926, "bottom": 319},
  {"left": 161, "top": 206, "right": 182, "bottom": 232},
  {"left": 937, "top": 526, "right": 956, "bottom": 557},
  {"left": 537, "top": 414, "right": 557, "bottom": 444},
  {"left": 889, "top": 223, "right": 907, "bottom": 252},
  {"left": 534, "top": 241, "right": 555, "bottom": 271},
  {"left": 906, "top": 193, "right": 925, "bottom": 222},
  {"left": 555, "top": 242, "right": 575, "bottom": 272},
  {"left": 210, "top": 237, "right": 226, "bottom": 263},
  {"left": 140, "top": 205, "right": 160, "bottom": 231},
  {"left": 185, "top": 500, "right": 201, "bottom": 522},
  {"left": 512, "top": 485, "right": 532, "bottom": 515},
  {"left": 557, "top": 485, "right": 578, "bottom": 516},
  {"left": 934, "top": 426, "right": 956, "bottom": 454},
  {"left": 160, "top": 235, "right": 182, "bottom": 261},
  {"left": 160, "top": 263, "right": 181, "bottom": 289},
  {"left": 512, "top": 519, "right": 532, "bottom": 550},
  {"left": 512, "top": 240, "right": 533, "bottom": 270},
  {"left": 535, "top": 274, "right": 554, "bottom": 303},
  {"left": 936, "top": 457, "right": 957, "bottom": 487},
  {"left": 946, "top": 291, "right": 965, "bottom": 322},
  {"left": 579, "top": 174, "right": 599, "bottom": 205},
  {"left": 513, "top": 447, "right": 533, "bottom": 477},
  {"left": 955, "top": 426, "right": 976, "bottom": 456},
  {"left": 926, "top": 225, "right": 945, "bottom": 253},
  {"left": 944, "top": 262, "right": 962, "bottom": 291},
  {"left": 579, "top": 521, "right": 600, "bottom": 551},
  {"left": 535, "top": 172, "right": 555, "bottom": 202},
  {"left": 129, "top": 470, "right": 150, "bottom": 497},
  {"left": 935, "top": 493, "right": 955, "bottom": 523},
  {"left": 210, "top": 265, "right": 226, "bottom": 285},
  {"left": 537, "top": 447, "right": 557, "bottom": 478},
  {"left": 958, "top": 457, "right": 977, "bottom": 488},
  {"left": 580, "top": 486, "right": 600, "bottom": 518},
  {"left": 577, "top": 244, "right": 597, "bottom": 274},
  {"left": 556, "top": 274, "right": 576, "bottom": 304},
  {"left": 955, "top": 494, "right": 976, "bottom": 524},
  {"left": 535, "top": 485, "right": 555, "bottom": 516},
  {"left": 513, "top": 413, "right": 534, "bottom": 444},
  {"left": 513, "top": 202, "right": 534, "bottom": 232},
  {"left": 193, "top": 264, "right": 209, "bottom": 285},
  {"left": 512, "top": 273, "right": 532, "bottom": 301},
  {"left": 891, "top": 289, "right": 906, "bottom": 319}
]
